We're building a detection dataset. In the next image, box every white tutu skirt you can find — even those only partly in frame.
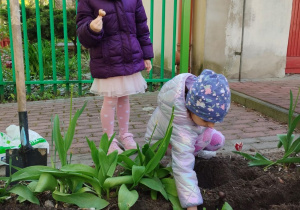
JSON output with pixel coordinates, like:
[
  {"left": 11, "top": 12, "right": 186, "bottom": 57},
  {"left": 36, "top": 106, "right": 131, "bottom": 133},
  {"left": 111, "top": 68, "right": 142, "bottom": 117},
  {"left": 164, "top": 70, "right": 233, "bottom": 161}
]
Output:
[{"left": 90, "top": 72, "right": 147, "bottom": 97}]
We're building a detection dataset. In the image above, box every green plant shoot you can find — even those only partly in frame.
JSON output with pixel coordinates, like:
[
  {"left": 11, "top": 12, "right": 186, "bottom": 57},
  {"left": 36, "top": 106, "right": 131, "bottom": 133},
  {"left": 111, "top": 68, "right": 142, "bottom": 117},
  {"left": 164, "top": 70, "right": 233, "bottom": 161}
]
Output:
[{"left": 233, "top": 87, "right": 300, "bottom": 169}]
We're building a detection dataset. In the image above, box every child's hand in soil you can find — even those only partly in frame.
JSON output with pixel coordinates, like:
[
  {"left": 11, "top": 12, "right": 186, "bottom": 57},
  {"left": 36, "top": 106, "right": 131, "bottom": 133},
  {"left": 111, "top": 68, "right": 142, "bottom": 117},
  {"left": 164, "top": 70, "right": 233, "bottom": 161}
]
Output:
[{"left": 187, "top": 206, "right": 197, "bottom": 210}]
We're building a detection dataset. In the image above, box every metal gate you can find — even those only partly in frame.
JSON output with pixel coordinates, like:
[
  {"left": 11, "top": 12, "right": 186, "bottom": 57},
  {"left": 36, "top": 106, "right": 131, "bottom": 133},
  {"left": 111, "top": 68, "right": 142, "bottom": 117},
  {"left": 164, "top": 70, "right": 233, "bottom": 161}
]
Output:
[
  {"left": 286, "top": 0, "right": 300, "bottom": 73},
  {"left": 0, "top": 0, "right": 192, "bottom": 101}
]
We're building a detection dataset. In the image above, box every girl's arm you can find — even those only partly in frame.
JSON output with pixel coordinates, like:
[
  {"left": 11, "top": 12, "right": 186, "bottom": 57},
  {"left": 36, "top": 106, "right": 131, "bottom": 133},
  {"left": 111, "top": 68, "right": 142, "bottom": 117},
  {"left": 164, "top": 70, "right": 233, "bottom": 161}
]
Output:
[
  {"left": 135, "top": 0, "right": 154, "bottom": 60},
  {"left": 76, "top": 0, "right": 104, "bottom": 48},
  {"left": 171, "top": 129, "right": 203, "bottom": 208}
]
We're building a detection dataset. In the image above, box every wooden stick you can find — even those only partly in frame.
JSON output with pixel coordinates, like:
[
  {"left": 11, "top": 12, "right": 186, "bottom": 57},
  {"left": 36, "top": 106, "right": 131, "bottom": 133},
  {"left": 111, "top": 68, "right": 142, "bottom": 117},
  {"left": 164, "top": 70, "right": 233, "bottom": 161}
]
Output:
[{"left": 10, "top": 0, "right": 26, "bottom": 112}]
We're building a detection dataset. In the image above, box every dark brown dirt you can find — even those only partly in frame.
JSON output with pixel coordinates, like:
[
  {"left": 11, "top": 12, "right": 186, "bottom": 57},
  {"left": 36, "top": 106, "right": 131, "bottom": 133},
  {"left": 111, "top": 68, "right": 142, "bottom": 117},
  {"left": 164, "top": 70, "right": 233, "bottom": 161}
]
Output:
[{"left": 0, "top": 153, "right": 300, "bottom": 210}]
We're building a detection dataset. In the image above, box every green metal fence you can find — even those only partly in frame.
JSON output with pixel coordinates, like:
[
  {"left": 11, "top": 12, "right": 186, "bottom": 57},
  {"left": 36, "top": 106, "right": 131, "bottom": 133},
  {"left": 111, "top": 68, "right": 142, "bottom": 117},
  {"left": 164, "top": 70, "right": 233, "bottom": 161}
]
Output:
[{"left": 0, "top": 0, "right": 191, "bottom": 102}]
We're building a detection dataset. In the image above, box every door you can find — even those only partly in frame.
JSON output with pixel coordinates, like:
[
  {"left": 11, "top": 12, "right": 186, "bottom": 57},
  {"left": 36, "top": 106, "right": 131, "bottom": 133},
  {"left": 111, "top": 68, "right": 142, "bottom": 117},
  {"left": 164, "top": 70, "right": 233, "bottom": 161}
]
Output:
[{"left": 286, "top": 0, "right": 300, "bottom": 73}]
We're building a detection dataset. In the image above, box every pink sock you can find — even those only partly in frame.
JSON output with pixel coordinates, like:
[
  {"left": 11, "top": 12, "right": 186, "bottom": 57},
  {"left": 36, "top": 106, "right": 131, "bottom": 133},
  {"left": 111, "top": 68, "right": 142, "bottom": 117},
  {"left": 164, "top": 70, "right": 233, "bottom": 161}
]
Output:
[
  {"left": 100, "top": 96, "right": 118, "bottom": 137},
  {"left": 116, "top": 95, "right": 130, "bottom": 136}
]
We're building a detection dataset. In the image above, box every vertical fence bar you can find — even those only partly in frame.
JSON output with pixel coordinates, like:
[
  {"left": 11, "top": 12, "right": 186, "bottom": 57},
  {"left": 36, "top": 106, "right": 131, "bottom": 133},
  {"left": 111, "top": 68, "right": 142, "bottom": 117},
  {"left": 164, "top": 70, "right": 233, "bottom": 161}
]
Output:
[
  {"left": 49, "top": 0, "right": 57, "bottom": 94},
  {"left": 160, "top": 0, "right": 166, "bottom": 87},
  {"left": 35, "top": 0, "right": 44, "bottom": 92},
  {"left": 62, "top": 0, "right": 69, "bottom": 94},
  {"left": 7, "top": 0, "right": 16, "bottom": 94},
  {"left": 0, "top": 1, "right": 4, "bottom": 100},
  {"left": 21, "top": 0, "right": 31, "bottom": 95},
  {"left": 180, "top": 0, "right": 191, "bottom": 73},
  {"left": 149, "top": 0, "right": 154, "bottom": 91},
  {"left": 172, "top": 0, "right": 178, "bottom": 78},
  {"left": 0, "top": 50, "right": 3, "bottom": 101},
  {"left": 76, "top": 0, "right": 82, "bottom": 95}
]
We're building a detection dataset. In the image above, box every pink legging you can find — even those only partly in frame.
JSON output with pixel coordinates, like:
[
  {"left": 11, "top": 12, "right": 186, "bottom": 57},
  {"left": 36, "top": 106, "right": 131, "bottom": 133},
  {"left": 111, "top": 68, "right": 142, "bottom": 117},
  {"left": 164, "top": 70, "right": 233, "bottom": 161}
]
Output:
[{"left": 100, "top": 96, "right": 130, "bottom": 137}]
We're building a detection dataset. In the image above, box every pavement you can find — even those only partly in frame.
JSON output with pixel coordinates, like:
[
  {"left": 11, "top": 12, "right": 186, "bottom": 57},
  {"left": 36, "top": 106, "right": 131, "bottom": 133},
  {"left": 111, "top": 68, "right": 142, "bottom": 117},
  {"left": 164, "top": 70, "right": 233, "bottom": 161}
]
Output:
[{"left": 0, "top": 74, "right": 299, "bottom": 175}]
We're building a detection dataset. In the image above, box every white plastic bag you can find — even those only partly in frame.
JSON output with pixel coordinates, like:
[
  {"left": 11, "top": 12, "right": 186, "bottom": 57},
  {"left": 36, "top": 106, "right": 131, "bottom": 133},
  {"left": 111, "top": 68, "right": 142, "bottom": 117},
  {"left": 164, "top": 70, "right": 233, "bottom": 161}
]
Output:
[{"left": 0, "top": 125, "right": 49, "bottom": 164}]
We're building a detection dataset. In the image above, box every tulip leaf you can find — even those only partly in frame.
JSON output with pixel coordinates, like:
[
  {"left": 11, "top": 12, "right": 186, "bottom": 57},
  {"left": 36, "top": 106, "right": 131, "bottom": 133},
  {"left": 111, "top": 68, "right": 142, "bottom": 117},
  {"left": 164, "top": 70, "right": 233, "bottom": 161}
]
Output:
[
  {"left": 248, "top": 159, "right": 273, "bottom": 167},
  {"left": 167, "top": 194, "right": 183, "bottom": 210},
  {"left": 64, "top": 101, "right": 87, "bottom": 153},
  {"left": 27, "top": 181, "right": 38, "bottom": 192},
  {"left": 284, "top": 136, "right": 300, "bottom": 158},
  {"left": 276, "top": 157, "right": 300, "bottom": 163},
  {"left": 136, "top": 143, "right": 144, "bottom": 166},
  {"left": 98, "top": 148, "right": 109, "bottom": 176},
  {"left": 277, "top": 134, "right": 289, "bottom": 151},
  {"left": 293, "top": 136, "right": 300, "bottom": 154},
  {"left": 118, "top": 154, "right": 136, "bottom": 169},
  {"left": 53, "top": 115, "right": 67, "bottom": 166},
  {"left": 61, "top": 164, "right": 96, "bottom": 177},
  {"left": 156, "top": 167, "right": 172, "bottom": 179},
  {"left": 103, "top": 176, "right": 133, "bottom": 189},
  {"left": 9, "top": 184, "right": 40, "bottom": 205},
  {"left": 132, "top": 165, "right": 145, "bottom": 187},
  {"left": 222, "top": 202, "right": 233, "bottom": 210},
  {"left": 107, "top": 150, "right": 118, "bottom": 177},
  {"left": 254, "top": 153, "right": 270, "bottom": 161},
  {"left": 99, "top": 133, "right": 109, "bottom": 154},
  {"left": 52, "top": 190, "right": 109, "bottom": 209},
  {"left": 86, "top": 137, "right": 100, "bottom": 170},
  {"left": 140, "top": 177, "right": 168, "bottom": 200},
  {"left": 232, "top": 151, "right": 257, "bottom": 161},
  {"left": 11, "top": 166, "right": 57, "bottom": 182},
  {"left": 145, "top": 127, "right": 173, "bottom": 174},
  {"left": 144, "top": 145, "right": 155, "bottom": 166},
  {"left": 161, "top": 178, "right": 178, "bottom": 197},
  {"left": 118, "top": 184, "right": 138, "bottom": 210},
  {"left": 35, "top": 173, "right": 57, "bottom": 192}
]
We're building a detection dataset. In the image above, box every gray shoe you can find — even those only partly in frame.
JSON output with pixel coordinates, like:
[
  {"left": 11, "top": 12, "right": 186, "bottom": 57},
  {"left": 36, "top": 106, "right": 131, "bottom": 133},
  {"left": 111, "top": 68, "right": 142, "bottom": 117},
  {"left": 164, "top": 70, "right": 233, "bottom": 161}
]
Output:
[{"left": 196, "top": 150, "right": 216, "bottom": 159}]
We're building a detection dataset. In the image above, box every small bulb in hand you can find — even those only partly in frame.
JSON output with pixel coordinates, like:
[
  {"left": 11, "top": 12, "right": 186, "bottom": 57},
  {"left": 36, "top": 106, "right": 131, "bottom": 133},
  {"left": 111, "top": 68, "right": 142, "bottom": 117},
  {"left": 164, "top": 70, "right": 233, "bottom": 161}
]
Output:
[{"left": 99, "top": 9, "right": 106, "bottom": 17}]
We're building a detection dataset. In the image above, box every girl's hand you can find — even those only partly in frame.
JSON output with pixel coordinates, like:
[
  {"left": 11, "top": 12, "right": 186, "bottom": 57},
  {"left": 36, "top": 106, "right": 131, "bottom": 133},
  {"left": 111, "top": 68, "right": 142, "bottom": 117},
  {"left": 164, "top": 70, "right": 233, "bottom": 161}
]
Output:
[
  {"left": 90, "top": 9, "right": 106, "bottom": 33},
  {"left": 90, "top": 16, "right": 103, "bottom": 33},
  {"left": 144, "top": 60, "right": 152, "bottom": 73}
]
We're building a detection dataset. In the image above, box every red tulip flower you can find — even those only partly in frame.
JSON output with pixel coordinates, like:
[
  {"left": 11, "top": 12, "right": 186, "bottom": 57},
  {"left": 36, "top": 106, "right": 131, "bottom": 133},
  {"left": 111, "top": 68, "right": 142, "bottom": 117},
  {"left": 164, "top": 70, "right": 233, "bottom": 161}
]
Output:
[{"left": 235, "top": 142, "right": 243, "bottom": 151}]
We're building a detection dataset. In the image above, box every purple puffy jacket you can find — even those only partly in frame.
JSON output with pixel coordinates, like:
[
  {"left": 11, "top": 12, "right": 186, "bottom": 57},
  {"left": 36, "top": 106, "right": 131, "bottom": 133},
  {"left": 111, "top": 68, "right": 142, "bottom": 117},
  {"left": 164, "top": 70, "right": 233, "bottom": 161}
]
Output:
[{"left": 76, "top": 0, "right": 154, "bottom": 79}]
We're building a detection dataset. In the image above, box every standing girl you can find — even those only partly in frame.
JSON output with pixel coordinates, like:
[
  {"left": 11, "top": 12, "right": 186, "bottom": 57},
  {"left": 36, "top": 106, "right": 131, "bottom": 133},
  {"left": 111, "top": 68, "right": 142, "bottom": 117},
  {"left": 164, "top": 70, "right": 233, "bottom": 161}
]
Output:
[{"left": 76, "top": 0, "right": 153, "bottom": 153}]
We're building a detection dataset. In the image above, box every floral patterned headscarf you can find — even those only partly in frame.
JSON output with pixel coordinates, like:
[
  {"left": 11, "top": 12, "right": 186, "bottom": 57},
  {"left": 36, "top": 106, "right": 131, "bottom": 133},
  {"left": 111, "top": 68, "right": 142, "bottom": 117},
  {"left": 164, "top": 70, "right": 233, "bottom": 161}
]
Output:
[{"left": 185, "top": 69, "right": 231, "bottom": 123}]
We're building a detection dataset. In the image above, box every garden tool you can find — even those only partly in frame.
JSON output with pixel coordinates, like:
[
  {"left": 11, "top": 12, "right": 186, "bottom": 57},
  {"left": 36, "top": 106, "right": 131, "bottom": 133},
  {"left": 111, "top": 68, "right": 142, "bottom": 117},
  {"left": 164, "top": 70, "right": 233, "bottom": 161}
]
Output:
[{"left": 5, "top": 0, "right": 47, "bottom": 176}]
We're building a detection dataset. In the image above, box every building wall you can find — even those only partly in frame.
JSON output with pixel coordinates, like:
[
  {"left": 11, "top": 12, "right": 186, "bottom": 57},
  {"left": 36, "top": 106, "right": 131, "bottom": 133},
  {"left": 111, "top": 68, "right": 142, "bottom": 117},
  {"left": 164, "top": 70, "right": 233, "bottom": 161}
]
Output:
[
  {"left": 241, "top": 0, "right": 292, "bottom": 78},
  {"left": 202, "top": 0, "right": 293, "bottom": 79},
  {"left": 191, "top": 0, "right": 206, "bottom": 76}
]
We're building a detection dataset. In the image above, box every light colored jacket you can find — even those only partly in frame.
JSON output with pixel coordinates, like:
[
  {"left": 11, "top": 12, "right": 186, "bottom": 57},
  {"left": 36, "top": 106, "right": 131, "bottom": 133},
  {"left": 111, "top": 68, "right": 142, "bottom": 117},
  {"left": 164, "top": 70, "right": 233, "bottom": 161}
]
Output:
[{"left": 145, "top": 73, "right": 206, "bottom": 208}]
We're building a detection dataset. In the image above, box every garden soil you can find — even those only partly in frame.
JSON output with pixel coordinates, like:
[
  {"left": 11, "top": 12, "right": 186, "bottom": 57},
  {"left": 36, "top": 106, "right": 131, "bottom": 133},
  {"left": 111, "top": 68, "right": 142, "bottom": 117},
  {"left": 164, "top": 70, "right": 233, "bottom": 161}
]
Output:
[{"left": 1, "top": 152, "right": 300, "bottom": 210}]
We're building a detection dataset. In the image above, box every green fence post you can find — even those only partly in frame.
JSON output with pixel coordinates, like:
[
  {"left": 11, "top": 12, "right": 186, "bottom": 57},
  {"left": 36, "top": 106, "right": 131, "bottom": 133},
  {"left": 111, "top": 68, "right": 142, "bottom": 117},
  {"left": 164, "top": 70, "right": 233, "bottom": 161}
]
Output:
[
  {"left": 21, "top": 0, "right": 31, "bottom": 95},
  {"left": 7, "top": 0, "right": 16, "bottom": 95},
  {"left": 62, "top": 0, "right": 69, "bottom": 94},
  {"left": 76, "top": 0, "right": 82, "bottom": 96},
  {"left": 179, "top": 0, "right": 191, "bottom": 73},
  {"left": 0, "top": 50, "right": 3, "bottom": 101},
  {"left": 160, "top": 0, "right": 166, "bottom": 87},
  {"left": 49, "top": 0, "right": 57, "bottom": 95},
  {"left": 34, "top": 0, "right": 44, "bottom": 93},
  {"left": 172, "top": 0, "right": 178, "bottom": 78},
  {"left": 149, "top": 0, "right": 154, "bottom": 92}
]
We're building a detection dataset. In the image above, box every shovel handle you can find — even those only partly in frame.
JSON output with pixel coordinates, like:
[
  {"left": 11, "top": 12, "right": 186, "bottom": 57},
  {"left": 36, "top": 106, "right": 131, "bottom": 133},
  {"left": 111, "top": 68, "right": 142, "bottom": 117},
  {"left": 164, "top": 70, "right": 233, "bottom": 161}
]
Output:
[
  {"left": 10, "top": 0, "right": 26, "bottom": 112},
  {"left": 10, "top": 0, "right": 30, "bottom": 148}
]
